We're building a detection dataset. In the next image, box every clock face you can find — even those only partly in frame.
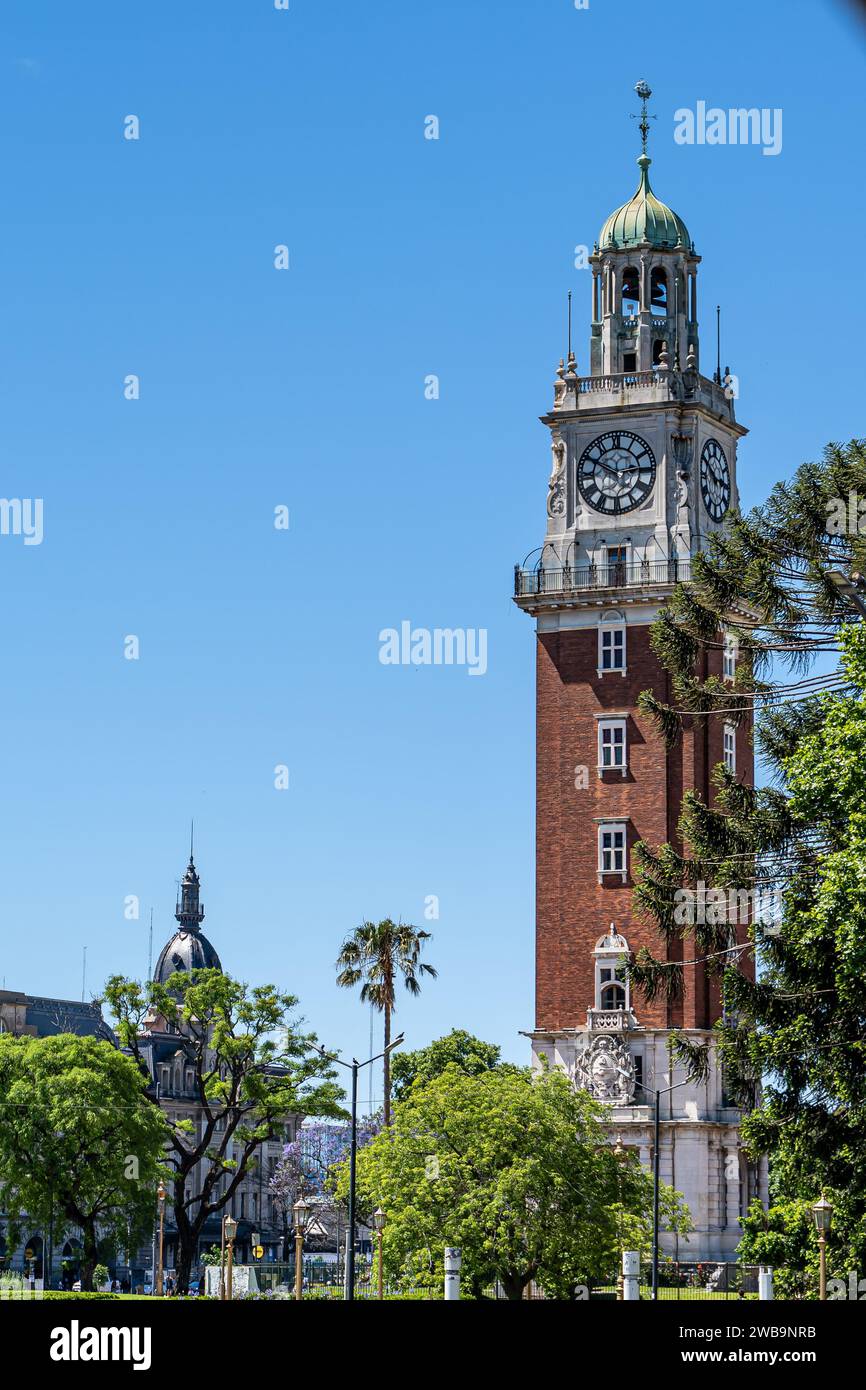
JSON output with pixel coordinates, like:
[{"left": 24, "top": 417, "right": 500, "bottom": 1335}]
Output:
[
  {"left": 577, "top": 431, "right": 656, "bottom": 515},
  {"left": 700, "top": 438, "right": 731, "bottom": 521}
]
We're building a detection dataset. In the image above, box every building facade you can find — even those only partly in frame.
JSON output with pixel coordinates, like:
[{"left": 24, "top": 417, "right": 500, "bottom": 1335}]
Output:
[{"left": 514, "top": 84, "right": 767, "bottom": 1260}]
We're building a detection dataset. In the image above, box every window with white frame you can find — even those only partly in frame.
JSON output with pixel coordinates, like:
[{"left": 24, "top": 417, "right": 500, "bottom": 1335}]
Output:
[
  {"left": 723, "top": 630, "right": 738, "bottom": 681},
  {"left": 598, "top": 821, "right": 628, "bottom": 881},
  {"left": 598, "top": 717, "right": 627, "bottom": 774},
  {"left": 598, "top": 611, "right": 626, "bottom": 674},
  {"left": 723, "top": 722, "right": 736, "bottom": 773},
  {"left": 593, "top": 927, "right": 631, "bottom": 1013},
  {"left": 598, "top": 962, "right": 628, "bottom": 1010}
]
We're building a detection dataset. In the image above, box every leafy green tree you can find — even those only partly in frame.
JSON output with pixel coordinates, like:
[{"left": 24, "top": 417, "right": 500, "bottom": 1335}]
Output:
[
  {"left": 630, "top": 439, "right": 866, "bottom": 1284},
  {"left": 391, "top": 1029, "right": 512, "bottom": 1102},
  {"left": 0, "top": 1033, "right": 167, "bottom": 1291},
  {"left": 105, "top": 968, "right": 344, "bottom": 1294},
  {"left": 331, "top": 1064, "right": 689, "bottom": 1299},
  {"left": 336, "top": 919, "right": 437, "bottom": 1125}
]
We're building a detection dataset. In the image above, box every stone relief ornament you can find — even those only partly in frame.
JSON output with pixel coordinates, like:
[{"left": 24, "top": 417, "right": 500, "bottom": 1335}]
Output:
[
  {"left": 547, "top": 437, "right": 567, "bottom": 515},
  {"left": 575, "top": 1035, "right": 636, "bottom": 1105}
]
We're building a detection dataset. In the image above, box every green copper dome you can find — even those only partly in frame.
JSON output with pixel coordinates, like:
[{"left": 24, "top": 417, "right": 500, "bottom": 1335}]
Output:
[{"left": 599, "top": 155, "right": 693, "bottom": 252}]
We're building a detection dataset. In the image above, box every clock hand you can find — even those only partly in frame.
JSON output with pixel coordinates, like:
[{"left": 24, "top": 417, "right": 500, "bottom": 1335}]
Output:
[{"left": 596, "top": 460, "right": 637, "bottom": 482}]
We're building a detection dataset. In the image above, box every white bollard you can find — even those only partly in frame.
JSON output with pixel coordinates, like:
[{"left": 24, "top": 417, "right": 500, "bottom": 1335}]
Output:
[
  {"left": 622, "top": 1250, "right": 640, "bottom": 1301},
  {"left": 758, "top": 1266, "right": 774, "bottom": 1300},
  {"left": 444, "top": 1247, "right": 462, "bottom": 1301}
]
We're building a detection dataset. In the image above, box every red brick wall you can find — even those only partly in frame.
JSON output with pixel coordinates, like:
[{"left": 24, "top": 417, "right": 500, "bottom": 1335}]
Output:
[{"left": 535, "top": 619, "right": 754, "bottom": 1032}]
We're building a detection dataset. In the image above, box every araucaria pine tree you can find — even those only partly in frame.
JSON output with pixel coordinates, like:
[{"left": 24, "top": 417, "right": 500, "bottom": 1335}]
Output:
[{"left": 630, "top": 439, "right": 866, "bottom": 1290}]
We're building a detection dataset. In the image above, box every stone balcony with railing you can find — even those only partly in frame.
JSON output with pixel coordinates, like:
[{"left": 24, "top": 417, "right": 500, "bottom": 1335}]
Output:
[
  {"left": 586, "top": 1007, "right": 638, "bottom": 1032},
  {"left": 549, "top": 366, "right": 735, "bottom": 421},
  {"left": 514, "top": 558, "right": 691, "bottom": 613}
]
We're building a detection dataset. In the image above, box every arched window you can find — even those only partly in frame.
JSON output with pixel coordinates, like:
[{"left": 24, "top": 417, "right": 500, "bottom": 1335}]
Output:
[
  {"left": 593, "top": 927, "right": 631, "bottom": 1014},
  {"left": 650, "top": 267, "right": 668, "bottom": 316},
  {"left": 652, "top": 339, "right": 667, "bottom": 365},
  {"left": 621, "top": 265, "right": 640, "bottom": 317}
]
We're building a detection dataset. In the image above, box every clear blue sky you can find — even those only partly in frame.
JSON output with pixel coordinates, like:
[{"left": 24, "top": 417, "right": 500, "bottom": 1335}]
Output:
[{"left": 0, "top": 0, "right": 863, "bottom": 1106}]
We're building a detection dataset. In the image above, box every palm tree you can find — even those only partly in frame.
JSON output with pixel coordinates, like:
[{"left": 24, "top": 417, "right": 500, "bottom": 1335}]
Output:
[{"left": 336, "top": 919, "right": 437, "bottom": 1126}]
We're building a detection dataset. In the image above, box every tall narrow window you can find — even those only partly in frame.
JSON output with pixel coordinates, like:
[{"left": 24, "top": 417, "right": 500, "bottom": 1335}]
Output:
[
  {"left": 723, "top": 723, "right": 736, "bottom": 773},
  {"left": 621, "top": 265, "right": 640, "bottom": 317},
  {"left": 598, "top": 718, "right": 627, "bottom": 775},
  {"left": 598, "top": 822, "right": 628, "bottom": 881},
  {"left": 598, "top": 612, "right": 626, "bottom": 674},
  {"left": 606, "top": 544, "right": 628, "bottom": 587},
  {"left": 650, "top": 267, "right": 668, "bottom": 316},
  {"left": 723, "top": 631, "right": 738, "bottom": 681}
]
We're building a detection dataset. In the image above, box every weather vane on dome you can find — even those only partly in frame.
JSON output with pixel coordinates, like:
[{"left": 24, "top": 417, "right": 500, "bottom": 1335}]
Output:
[{"left": 631, "top": 80, "right": 655, "bottom": 156}]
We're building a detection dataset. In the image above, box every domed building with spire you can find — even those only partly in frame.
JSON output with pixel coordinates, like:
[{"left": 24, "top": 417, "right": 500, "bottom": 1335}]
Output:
[
  {"left": 152, "top": 854, "right": 222, "bottom": 985},
  {"left": 132, "top": 845, "right": 301, "bottom": 1283}
]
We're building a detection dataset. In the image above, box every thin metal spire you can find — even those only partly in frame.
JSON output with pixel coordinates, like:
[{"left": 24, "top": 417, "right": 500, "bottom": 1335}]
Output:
[
  {"left": 632, "top": 80, "right": 655, "bottom": 156},
  {"left": 190, "top": 819, "right": 194, "bottom": 862},
  {"left": 716, "top": 305, "right": 722, "bottom": 384},
  {"left": 148, "top": 907, "right": 154, "bottom": 981},
  {"left": 567, "top": 290, "right": 572, "bottom": 358}
]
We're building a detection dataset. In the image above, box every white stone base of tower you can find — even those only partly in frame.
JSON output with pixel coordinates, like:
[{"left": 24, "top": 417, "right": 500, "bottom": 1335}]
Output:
[{"left": 528, "top": 1026, "right": 768, "bottom": 1264}]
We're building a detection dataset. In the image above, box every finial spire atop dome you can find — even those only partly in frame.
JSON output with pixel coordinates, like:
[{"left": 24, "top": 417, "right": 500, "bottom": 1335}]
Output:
[
  {"left": 632, "top": 80, "right": 654, "bottom": 157},
  {"left": 175, "top": 839, "right": 205, "bottom": 931},
  {"left": 598, "top": 83, "right": 693, "bottom": 253}
]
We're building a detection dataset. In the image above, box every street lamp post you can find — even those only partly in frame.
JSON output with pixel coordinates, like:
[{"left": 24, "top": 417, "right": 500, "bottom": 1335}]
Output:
[
  {"left": 631, "top": 1077, "right": 693, "bottom": 1300},
  {"left": 373, "top": 1207, "right": 386, "bottom": 1300},
  {"left": 155, "top": 1182, "right": 167, "bottom": 1297},
  {"left": 293, "top": 1198, "right": 308, "bottom": 1301},
  {"left": 314, "top": 1032, "right": 404, "bottom": 1302},
  {"left": 224, "top": 1214, "right": 237, "bottom": 1301},
  {"left": 811, "top": 1195, "right": 833, "bottom": 1300},
  {"left": 612, "top": 1138, "right": 625, "bottom": 1301}
]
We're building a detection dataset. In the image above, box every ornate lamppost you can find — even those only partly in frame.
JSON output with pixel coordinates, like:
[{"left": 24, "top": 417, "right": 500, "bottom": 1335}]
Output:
[
  {"left": 155, "top": 1182, "right": 167, "bottom": 1297},
  {"left": 373, "top": 1208, "right": 386, "bottom": 1300},
  {"left": 224, "top": 1214, "right": 238, "bottom": 1301},
  {"left": 293, "top": 1198, "right": 308, "bottom": 1301},
  {"left": 811, "top": 1195, "right": 833, "bottom": 1301},
  {"left": 613, "top": 1137, "right": 625, "bottom": 1301}
]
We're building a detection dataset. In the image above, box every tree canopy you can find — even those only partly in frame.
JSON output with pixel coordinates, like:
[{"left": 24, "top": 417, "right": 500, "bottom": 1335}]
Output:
[
  {"left": 0, "top": 1032, "right": 167, "bottom": 1290},
  {"left": 331, "top": 1064, "right": 689, "bottom": 1299},
  {"left": 391, "top": 1028, "right": 512, "bottom": 1102},
  {"left": 105, "top": 968, "right": 344, "bottom": 1292},
  {"left": 336, "top": 919, "right": 437, "bottom": 1124}
]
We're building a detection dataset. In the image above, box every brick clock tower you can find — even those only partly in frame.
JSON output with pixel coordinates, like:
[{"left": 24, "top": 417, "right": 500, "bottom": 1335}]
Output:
[{"left": 514, "top": 84, "right": 767, "bottom": 1260}]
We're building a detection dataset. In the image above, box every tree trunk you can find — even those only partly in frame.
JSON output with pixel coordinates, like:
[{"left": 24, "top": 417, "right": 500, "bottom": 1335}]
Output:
[
  {"left": 175, "top": 1241, "right": 195, "bottom": 1297},
  {"left": 173, "top": 1174, "right": 200, "bottom": 1297},
  {"left": 80, "top": 1219, "right": 99, "bottom": 1293},
  {"left": 501, "top": 1270, "right": 530, "bottom": 1301},
  {"left": 383, "top": 1005, "right": 391, "bottom": 1127}
]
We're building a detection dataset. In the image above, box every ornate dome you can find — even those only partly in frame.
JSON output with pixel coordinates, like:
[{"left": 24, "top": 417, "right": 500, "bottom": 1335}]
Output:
[
  {"left": 152, "top": 848, "right": 222, "bottom": 984},
  {"left": 153, "top": 928, "right": 222, "bottom": 984},
  {"left": 598, "top": 155, "right": 692, "bottom": 252}
]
